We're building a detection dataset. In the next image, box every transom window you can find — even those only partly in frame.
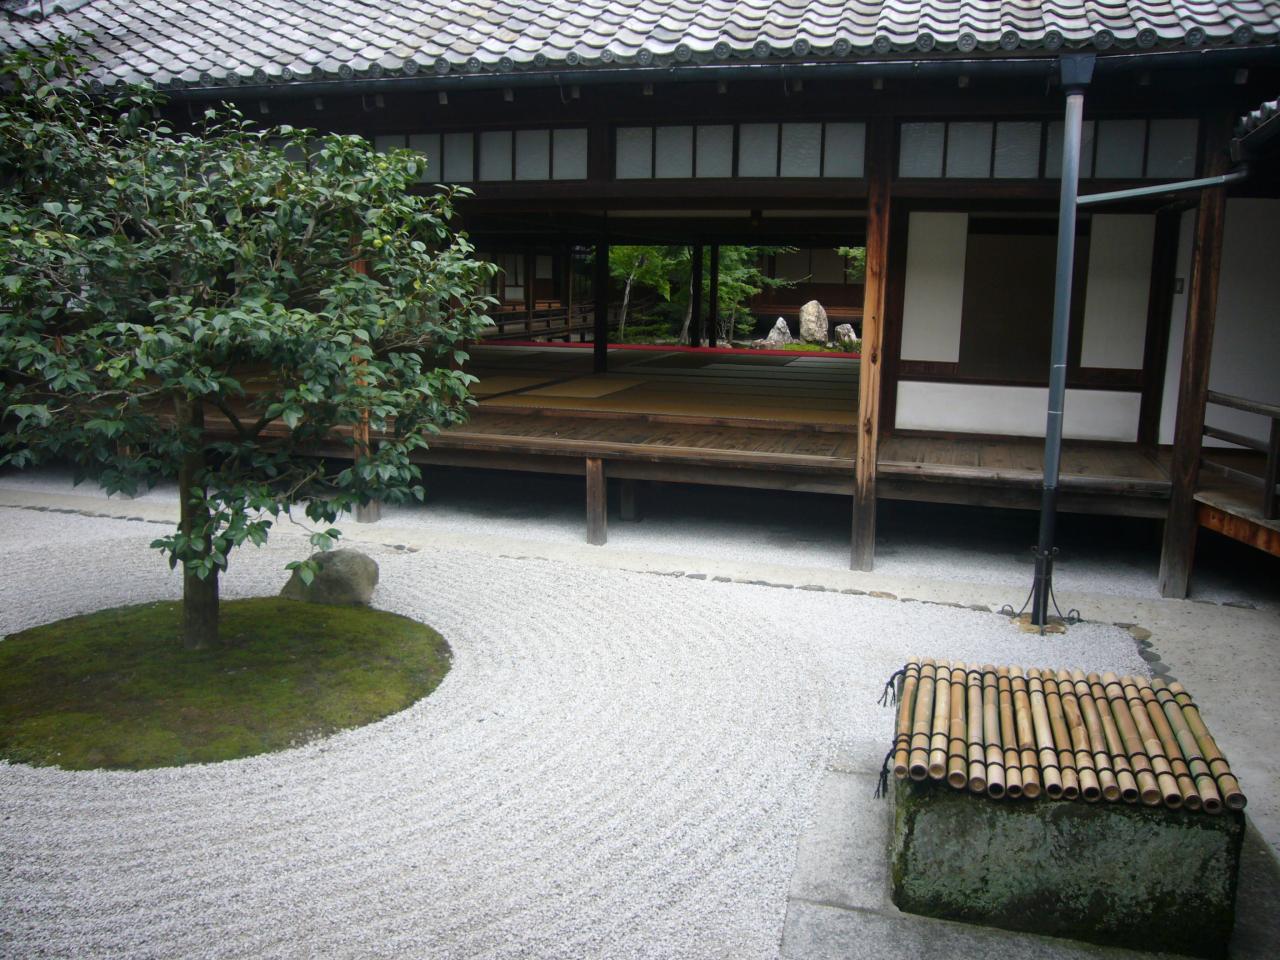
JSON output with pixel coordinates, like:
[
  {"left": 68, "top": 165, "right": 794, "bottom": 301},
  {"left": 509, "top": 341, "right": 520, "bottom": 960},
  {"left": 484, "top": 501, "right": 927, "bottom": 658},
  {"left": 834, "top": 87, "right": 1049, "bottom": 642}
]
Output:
[
  {"left": 373, "top": 128, "right": 588, "bottom": 183},
  {"left": 615, "top": 122, "right": 866, "bottom": 180},
  {"left": 897, "top": 118, "right": 1198, "bottom": 180}
]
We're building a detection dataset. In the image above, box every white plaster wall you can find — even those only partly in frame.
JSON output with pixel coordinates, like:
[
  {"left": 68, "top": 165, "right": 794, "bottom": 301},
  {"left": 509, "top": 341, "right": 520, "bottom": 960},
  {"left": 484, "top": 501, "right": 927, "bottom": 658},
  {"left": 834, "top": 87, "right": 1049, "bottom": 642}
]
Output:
[
  {"left": 1159, "top": 199, "right": 1280, "bottom": 447},
  {"left": 900, "top": 212, "right": 968, "bottom": 362},
  {"left": 896, "top": 381, "right": 1141, "bottom": 441},
  {"left": 1080, "top": 214, "right": 1154, "bottom": 369}
]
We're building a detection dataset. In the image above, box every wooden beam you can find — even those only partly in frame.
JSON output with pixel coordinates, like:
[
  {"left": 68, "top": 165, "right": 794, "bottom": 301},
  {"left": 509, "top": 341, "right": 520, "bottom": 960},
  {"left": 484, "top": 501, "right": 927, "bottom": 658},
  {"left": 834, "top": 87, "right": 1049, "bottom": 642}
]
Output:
[
  {"left": 593, "top": 239, "right": 609, "bottom": 373},
  {"left": 708, "top": 243, "right": 721, "bottom": 347},
  {"left": 1197, "top": 503, "right": 1280, "bottom": 558},
  {"left": 1136, "top": 207, "right": 1182, "bottom": 448},
  {"left": 586, "top": 456, "right": 607, "bottom": 545},
  {"left": 1157, "top": 117, "right": 1233, "bottom": 599},
  {"left": 689, "top": 243, "right": 704, "bottom": 347},
  {"left": 852, "top": 119, "right": 892, "bottom": 571}
]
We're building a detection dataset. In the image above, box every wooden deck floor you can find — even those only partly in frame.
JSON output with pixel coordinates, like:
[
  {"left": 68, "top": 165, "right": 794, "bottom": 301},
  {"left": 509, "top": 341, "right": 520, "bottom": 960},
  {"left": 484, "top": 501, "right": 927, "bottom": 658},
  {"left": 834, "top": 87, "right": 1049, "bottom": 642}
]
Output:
[{"left": 425, "top": 346, "right": 1176, "bottom": 514}]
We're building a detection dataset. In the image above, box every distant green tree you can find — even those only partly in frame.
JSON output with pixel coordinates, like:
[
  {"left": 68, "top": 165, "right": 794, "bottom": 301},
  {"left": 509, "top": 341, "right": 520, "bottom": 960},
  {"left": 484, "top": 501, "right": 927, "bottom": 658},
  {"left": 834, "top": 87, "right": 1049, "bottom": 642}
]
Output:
[
  {"left": 0, "top": 45, "right": 496, "bottom": 649},
  {"left": 837, "top": 246, "right": 867, "bottom": 283},
  {"left": 608, "top": 244, "right": 793, "bottom": 344}
]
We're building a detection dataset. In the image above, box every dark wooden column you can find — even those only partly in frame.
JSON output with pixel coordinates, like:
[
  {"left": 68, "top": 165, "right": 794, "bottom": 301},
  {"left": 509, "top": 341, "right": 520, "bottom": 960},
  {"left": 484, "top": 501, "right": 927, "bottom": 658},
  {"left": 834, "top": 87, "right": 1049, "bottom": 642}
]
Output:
[
  {"left": 586, "top": 457, "right": 607, "bottom": 545},
  {"left": 708, "top": 243, "right": 721, "bottom": 347},
  {"left": 1157, "top": 119, "right": 1232, "bottom": 598},
  {"left": 689, "top": 243, "right": 704, "bottom": 347},
  {"left": 619, "top": 479, "right": 642, "bottom": 522},
  {"left": 1136, "top": 207, "right": 1183, "bottom": 449},
  {"left": 593, "top": 239, "right": 609, "bottom": 373},
  {"left": 852, "top": 120, "right": 892, "bottom": 571},
  {"left": 523, "top": 248, "right": 536, "bottom": 323}
]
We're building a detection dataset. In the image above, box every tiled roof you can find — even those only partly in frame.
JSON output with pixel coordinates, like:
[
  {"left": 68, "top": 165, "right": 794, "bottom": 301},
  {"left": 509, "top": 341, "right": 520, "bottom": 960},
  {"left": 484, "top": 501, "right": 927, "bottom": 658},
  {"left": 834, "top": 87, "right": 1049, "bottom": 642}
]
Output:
[
  {"left": 1237, "top": 94, "right": 1280, "bottom": 134},
  {"left": 3, "top": 1, "right": 1279, "bottom": 92}
]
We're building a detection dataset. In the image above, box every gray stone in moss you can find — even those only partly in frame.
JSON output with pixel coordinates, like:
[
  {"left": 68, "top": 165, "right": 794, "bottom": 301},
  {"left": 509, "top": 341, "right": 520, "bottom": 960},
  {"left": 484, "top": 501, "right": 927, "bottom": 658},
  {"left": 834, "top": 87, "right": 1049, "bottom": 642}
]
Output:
[
  {"left": 890, "top": 777, "right": 1244, "bottom": 958},
  {"left": 280, "top": 549, "right": 379, "bottom": 606}
]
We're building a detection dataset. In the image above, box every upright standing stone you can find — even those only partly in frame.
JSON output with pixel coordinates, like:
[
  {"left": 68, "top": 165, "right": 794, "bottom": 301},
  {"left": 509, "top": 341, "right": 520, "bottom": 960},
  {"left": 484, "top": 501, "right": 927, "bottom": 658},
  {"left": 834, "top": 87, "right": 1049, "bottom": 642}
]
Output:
[{"left": 798, "top": 300, "right": 829, "bottom": 343}]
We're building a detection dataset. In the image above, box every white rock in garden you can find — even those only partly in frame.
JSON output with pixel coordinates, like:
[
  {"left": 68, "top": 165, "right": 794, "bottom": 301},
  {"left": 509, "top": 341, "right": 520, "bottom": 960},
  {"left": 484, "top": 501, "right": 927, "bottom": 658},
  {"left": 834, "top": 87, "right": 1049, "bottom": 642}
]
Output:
[
  {"left": 280, "top": 548, "right": 379, "bottom": 605},
  {"left": 798, "top": 300, "right": 828, "bottom": 343},
  {"left": 834, "top": 323, "right": 857, "bottom": 346},
  {"left": 764, "top": 317, "right": 792, "bottom": 345}
]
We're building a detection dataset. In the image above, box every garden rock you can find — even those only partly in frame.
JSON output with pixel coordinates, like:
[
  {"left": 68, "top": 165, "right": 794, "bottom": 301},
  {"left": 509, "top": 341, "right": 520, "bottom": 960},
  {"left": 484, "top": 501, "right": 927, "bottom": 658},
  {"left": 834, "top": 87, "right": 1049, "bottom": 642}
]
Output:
[
  {"left": 281, "top": 549, "right": 379, "bottom": 606},
  {"left": 834, "top": 323, "right": 857, "bottom": 347},
  {"left": 798, "top": 300, "right": 828, "bottom": 343},
  {"left": 763, "top": 318, "right": 792, "bottom": 345}
]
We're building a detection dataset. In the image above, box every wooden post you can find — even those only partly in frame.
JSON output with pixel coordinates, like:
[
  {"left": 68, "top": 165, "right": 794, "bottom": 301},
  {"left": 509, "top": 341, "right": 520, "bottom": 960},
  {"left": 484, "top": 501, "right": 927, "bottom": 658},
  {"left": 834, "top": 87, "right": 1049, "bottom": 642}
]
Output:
[
  {"left": 689, "top": 243, "right": 703, "bottom": 347},
  {"left": 1137, "top": 208, "right": 1183, "bottom": 449},
  {"left": 619, "top": 479, "right": 642, "bottom": 522},
  {"left": 1158, "top": 118, "right": 1232, "bottom": 598},
  {"left": 586, "top": 457, "right": 607, "bottom": 545},
  {"left": 852, "top": 121, "right": 892, "bottom": 571},
  {"left": 523, "top": 248, "right": 536, "bottom": 331},
  {"left": 593, "top": 240, "right": 609, "bottom": 373},
  {"left": 708, "top": 243, "right": 721, "bottom": 347}
]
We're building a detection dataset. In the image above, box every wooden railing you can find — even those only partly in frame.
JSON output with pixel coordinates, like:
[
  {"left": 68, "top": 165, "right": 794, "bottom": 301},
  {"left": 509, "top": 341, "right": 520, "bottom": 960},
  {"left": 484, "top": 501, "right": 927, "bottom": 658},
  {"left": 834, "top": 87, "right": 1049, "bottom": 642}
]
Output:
[
  {"left": 482, "top": 303, "right": 594, "bottom": 342},
  {"left": 1203, "top": 390, "right": 1280, "bottom": 520}
]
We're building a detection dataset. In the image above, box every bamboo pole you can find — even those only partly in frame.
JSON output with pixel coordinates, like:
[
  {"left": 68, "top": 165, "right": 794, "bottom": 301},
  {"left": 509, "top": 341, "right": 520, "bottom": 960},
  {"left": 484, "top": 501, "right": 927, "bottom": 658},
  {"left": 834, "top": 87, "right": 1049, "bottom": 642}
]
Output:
[
  {"left": 929, "top": 660, "right": 952, "bottom": 780},
  {"left": 1165, "top": 680, "right": 1244, "bottom": 811},
  {"left": 947, "top": 665, "right": 968, "bottom": 789},
  {"left": 1011, "top": 667, "right": 1042, "bottom": 798},
  {"left": 1152, "top": 679, "right": 1224, "bottom": 813},
  {"left": 1087, "top": 672, "right": 1140, "bottom": 802},
  {"left": 1101, "top": 672, "right": 1161, "bottom": 805},
  {"left": 1026, "top": 668, "right": 1064, "bottom": 799},
  {"left": 982, "top": 666, "right": 1005, "bottom": 798},
  {"left": 996, "top": 668, "right": 1023, "bottom": 798},
  {"left": 909, "top": 659, "right": 936, "bottom": 781},
  {"left": 1054, "top": 669, "right": 1100, "bottom": 801},
  {"left": 1071, "top": 670, "right": 1121, "bottom": 801},
  {"left": 1134, "top": 677, "right": 1201, "bottom": 810},
  {"left": 1113, "top": 673, "right": 1182, "bottom": 807},
  {"left": 1036, "top": 669, "right": 1080, "bottom": 799},
  {"left": 892, "top": 658, "right": 920, "bottom": 780},
  {"left": 965, "top": 667, "right": 987, "bottom": 794}
]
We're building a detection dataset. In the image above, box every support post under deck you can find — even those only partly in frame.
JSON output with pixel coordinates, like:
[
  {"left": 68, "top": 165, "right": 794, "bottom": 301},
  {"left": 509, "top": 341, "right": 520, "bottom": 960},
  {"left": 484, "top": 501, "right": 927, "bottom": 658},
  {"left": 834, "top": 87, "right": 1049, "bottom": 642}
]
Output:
[
  {"left": 1158, "top": 118, "right": 1232, "bottom": 598},
  {"left": 586, "top": 457, "right": 607, "bottom": 545},
  {"left": 852, "top": 120, "right": 892, "bottom": 571}
]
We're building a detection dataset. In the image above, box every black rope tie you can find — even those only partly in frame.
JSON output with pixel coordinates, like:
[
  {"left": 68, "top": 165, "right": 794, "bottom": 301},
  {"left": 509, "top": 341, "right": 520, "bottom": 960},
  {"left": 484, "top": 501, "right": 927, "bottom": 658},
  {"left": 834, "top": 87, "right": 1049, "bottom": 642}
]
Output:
[
  {"left": 877, "top": 666, "right": 907, "bottom": 707},
  {"left": 874, "top": 746, "right": 895, "bottom": 799}
]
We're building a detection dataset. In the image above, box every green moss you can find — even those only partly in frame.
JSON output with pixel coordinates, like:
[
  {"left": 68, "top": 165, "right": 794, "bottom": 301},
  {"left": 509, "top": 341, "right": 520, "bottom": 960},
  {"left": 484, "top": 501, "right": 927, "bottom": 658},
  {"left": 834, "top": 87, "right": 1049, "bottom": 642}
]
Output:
[{"left": 0, "top": 598, "right": 451, "bottom": 770}]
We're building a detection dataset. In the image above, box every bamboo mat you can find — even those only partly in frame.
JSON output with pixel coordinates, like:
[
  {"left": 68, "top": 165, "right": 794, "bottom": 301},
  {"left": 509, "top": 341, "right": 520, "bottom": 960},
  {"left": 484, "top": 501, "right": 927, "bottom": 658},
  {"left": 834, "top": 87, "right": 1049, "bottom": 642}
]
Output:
[{"left": 878, "top": 658, "right": 1246, "bottom": 814}]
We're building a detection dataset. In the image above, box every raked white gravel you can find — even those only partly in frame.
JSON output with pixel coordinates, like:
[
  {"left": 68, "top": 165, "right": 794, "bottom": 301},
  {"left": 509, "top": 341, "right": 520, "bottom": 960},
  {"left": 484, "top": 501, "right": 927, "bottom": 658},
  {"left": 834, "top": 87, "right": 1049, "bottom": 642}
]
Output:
[{"left": 0, "top": 507, "right": 1149, "bottom": 959}]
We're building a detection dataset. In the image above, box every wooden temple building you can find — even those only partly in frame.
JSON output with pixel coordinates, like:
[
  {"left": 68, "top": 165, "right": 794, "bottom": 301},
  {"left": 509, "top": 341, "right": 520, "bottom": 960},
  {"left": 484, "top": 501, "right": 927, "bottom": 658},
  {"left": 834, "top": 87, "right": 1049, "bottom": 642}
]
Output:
[{"left": 5, "top": 1, "right": 1278, "bottom": 595}]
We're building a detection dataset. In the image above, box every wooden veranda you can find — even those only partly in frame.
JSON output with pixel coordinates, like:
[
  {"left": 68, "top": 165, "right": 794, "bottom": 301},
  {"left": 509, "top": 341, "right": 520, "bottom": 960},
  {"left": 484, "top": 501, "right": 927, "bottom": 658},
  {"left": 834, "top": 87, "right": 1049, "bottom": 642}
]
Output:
[{"left": 364, "top": 343, "right": 1227, "bottom": 545}]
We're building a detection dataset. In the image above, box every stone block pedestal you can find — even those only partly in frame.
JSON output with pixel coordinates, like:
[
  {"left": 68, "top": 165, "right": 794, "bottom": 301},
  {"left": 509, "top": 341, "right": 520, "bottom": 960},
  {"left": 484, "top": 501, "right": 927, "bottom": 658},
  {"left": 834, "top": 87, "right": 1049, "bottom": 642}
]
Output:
[{"left": 890, "top": 778, "right": 1245, "bottom": 958}]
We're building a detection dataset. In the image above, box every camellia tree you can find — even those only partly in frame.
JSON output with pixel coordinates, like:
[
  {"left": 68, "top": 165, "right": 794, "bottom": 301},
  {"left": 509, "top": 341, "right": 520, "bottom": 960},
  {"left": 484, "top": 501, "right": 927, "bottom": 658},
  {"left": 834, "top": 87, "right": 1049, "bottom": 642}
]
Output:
[{"left": 0, "top": 45, "right": 496, "bottom": 649}]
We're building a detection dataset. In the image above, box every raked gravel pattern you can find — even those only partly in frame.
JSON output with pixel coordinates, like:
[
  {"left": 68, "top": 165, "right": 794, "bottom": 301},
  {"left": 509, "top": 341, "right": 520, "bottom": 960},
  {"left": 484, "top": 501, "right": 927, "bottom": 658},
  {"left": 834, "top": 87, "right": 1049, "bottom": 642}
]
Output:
[{"left": 0, "top": 508, "right": 1150, "bottom": 960}]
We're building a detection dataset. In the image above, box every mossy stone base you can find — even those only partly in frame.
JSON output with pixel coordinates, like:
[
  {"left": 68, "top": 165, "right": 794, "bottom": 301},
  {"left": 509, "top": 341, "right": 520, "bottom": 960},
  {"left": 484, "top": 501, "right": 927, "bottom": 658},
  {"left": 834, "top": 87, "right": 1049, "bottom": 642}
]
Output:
[{"left": 890, "top": 778, "right": 1244, "bottom": 958}]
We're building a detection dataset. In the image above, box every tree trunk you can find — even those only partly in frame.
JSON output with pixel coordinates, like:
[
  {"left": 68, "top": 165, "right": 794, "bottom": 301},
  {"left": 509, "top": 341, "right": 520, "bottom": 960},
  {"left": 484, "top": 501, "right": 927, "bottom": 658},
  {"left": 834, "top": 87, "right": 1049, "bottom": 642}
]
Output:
[
  {"left": 677, "top": 270, "right": 694, "bottom": 344},
  {"left": 176, "top": 395, "right": 219, "bottom": 649},
  {"left": 618, "top": 259, "right": 640, "bottom": 342}
]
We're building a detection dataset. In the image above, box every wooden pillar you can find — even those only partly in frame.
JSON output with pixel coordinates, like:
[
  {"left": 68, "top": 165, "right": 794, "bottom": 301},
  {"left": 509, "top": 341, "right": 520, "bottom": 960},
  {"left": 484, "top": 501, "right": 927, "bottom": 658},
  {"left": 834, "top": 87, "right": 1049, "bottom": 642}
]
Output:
[
  {"left": 586, "top": 457, "right": 607, "bottom": 545},
  {"left": 1137, "top": 208, "right": 1183, "bottom": 449},
  {"left": 1157, "top": 118, "right": 1232, "bottom": 598},
  {"left": 619, "top": 479, "right": 642, "bottom": 522},
  {"left": 689, "top": 243, "right": 703, "bottom": 347},
  {"left": 593, "top": 239, "right": 609, "bottom": 373},
  {"left": 852, "top": 121, "right": 892, "bottom": 571},
  {"left": 523, "top": 248, "right": 536, "bottom": 327},
  {"left": 708, "top": 243, "right": 721, "bottom": 347}
]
